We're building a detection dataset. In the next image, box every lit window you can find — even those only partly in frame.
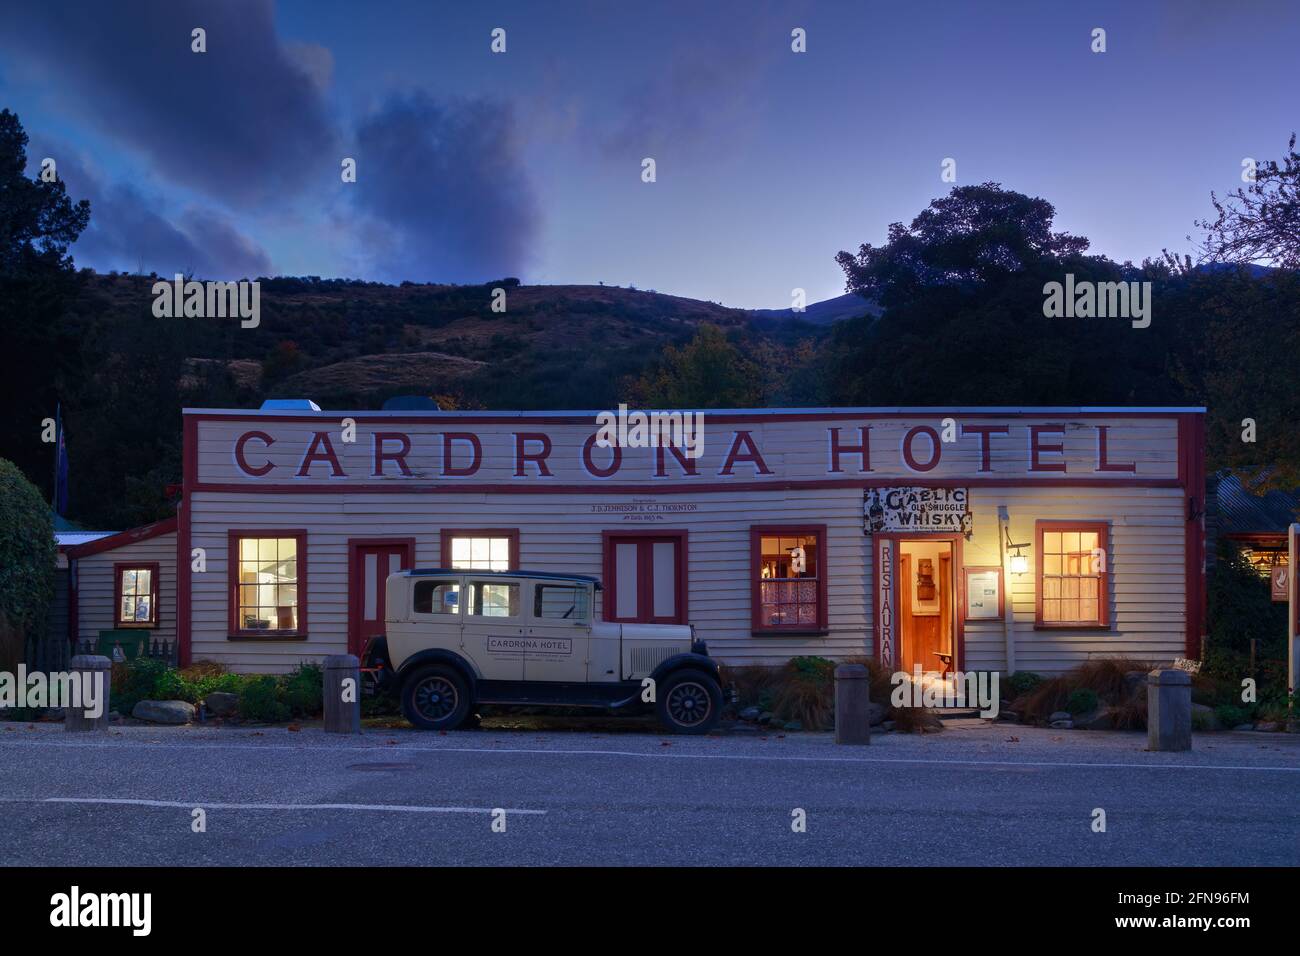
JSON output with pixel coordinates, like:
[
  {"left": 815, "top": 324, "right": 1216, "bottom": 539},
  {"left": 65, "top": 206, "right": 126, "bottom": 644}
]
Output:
[
  {"left": 115, "top": 564, "right": 158, "bottom": 627},
  {"left": 232, "top": 534, "right": 302, "bottom": 634},
  {"left": 444, "top": 531, "right": 517, "bottom": 571},
  {"left": 1037, "top": 523, "right": 1108, "bottom": 627},
  {"left": 751, "top": 526, "right": 826, "bottom": 632}
]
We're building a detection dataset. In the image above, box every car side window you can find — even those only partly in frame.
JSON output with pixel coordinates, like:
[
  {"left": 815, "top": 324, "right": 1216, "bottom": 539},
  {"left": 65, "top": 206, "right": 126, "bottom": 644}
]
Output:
[
  {"left": 534, "top": 584, "right": 589, "bottom": 622},
  {"left": 466, "top": 581, "right": 519, "bottom": 618},
  {"left": 413, "top": 580, "right": 460, "bottom": 615}
]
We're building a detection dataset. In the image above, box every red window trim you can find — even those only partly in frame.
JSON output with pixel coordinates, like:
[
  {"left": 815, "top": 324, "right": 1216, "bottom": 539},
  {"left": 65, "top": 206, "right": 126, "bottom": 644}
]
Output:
[
  {"left": 601, "top": 529, "right": 689, "bottom": 625},
  {"left": 113, "top": 561, "right": 160, "bottom": 629},
  {"left": 440, "top": 528, "right": 520, "bottom": 570},
  {"left": 1034, "top": 520, "right": 1110, "bottom": 629},
  {"left": 750, "top": 524, "right": 829, "bottom": 635},
  {"left": 227, "top": 529, "right": 309, "bottom": 640}
]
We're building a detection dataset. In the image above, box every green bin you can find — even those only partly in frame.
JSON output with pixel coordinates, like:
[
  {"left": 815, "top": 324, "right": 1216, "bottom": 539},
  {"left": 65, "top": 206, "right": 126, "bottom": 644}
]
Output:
[{"left": 97, "top": 630, "right": 150, "bottom": 661}]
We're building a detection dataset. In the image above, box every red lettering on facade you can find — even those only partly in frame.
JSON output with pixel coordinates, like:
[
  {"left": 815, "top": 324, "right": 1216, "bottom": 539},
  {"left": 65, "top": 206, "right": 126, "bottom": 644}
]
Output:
[
  {"left": 441, "top": 432, "right": 482, "bottom": 476},
  {"left": 514, "top": 432, "right": 554, "bottom": 477},
  {"left": 719, "top": 431, "right": 773, "bottom": 476},
  {"left": 296, "top": 431, "right": 345, "bottom": 478},
  {"left": 902, "top": 426, "right": 941, "bottom": 472},
  {"left": 960, "top": 424, "right": 1009, "bottom": 473},
  {"left": 655, "top": 443, "right": 699, "bottom": 478},
  {"left": 1096, "top": 425, "right": 1136, "bottom": 473},
  {"left": 234, "top": 430, "right": 276, "bottom": 477},
  {"left": 828, "top": 426, "right": 872, "bottom": 473},
  {"left": 582, "top": 433, "right": 622, "bottom": 478},
  {"left": 1029, "top": 425, "right": 1068, "bottom": 472},
  {"left": 372, "top": 432, "right": 413, "bottom": 477}
]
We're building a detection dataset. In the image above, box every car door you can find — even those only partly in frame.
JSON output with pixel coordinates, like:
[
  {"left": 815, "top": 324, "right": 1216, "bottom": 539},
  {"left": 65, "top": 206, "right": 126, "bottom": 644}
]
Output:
[
  {"left": 523, "top": 581, "right": 592, "bottom": 683},
  {"left": 458, "top": 576, "right": 526, "bottom": 682}
]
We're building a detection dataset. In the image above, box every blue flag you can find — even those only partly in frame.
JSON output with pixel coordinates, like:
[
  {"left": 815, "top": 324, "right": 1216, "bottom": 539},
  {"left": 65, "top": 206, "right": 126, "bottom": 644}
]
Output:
[{"left": 54, "top": 405, "right": 69, "bottom": 516}]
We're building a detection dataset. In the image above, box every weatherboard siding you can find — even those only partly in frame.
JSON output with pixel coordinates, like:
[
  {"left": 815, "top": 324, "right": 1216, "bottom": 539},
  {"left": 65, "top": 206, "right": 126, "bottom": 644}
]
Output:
[
  {"left": 185, "top": 484, "right": 1187, "bottom": 675},
  {"left": 75, "top": 532, "right": 178, "bottom": 647}
]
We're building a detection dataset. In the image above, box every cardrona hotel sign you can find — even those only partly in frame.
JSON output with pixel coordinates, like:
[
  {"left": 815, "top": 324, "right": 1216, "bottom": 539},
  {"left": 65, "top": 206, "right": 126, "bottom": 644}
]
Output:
[{"left": 210, "top": 416, "right": 1169, "bottom": 486}]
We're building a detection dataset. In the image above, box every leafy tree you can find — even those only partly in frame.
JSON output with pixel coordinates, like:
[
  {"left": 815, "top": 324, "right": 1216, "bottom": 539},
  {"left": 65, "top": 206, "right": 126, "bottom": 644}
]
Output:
[
  {"left": 0, "top": 458, "right": 56, "bottom": 670},
  {"left": 835, "top": 184, "right": 1090, "bottom": 311},
  {"left": 630, "top": 323, "right": 766, "bottom": 408},
  {"left": 0, "top": 109, "right": 90, "bottom": 277},
  {"left": 0, "top": 110, "right": 91, "bottom": 507},
  {"left": 824, "top": 184, "right": 1186, "bottom": 407},
  {"left": 1195, "top": 133, "right": 1300, "bottom": 270},
  {"left": 1203, "top": 539, "right": 1287, "bottom": 697},
  {"left": 1164, "top": 266, "right": 1300, "bottom": 488}
]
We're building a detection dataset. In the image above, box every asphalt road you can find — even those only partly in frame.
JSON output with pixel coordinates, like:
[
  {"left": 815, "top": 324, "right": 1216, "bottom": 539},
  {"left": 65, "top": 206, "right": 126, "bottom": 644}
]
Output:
[{"left": 1, "top": 720, "right": 1297, "bottom": 866}]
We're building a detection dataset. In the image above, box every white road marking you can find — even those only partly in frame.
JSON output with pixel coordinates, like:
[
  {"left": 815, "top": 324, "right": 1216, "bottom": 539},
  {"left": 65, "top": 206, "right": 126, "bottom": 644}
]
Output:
[
  {"left": 2, "top": 735, "right": 1298, "bottom": 773},
  {"left": 0, "top": 797, "right": 544, "bottom": 814}
]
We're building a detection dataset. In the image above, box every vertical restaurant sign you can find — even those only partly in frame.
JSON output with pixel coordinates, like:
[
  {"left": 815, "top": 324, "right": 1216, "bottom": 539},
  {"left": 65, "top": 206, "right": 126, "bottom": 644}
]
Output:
[
  {"left": 864, "top": 487, "right": 972, "bottom": 534},
  {"left": 878, "top": 539, "right": 894, "bottom": 669}
]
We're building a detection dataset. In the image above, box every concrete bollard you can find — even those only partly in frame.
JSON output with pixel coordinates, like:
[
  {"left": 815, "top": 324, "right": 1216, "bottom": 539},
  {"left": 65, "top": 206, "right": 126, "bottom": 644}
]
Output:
[
  {"left": 834, "top": 663, "right": 871, "bottom": 745},
  {"left": 1147, "top": 668, "right": 1192, "bottom": 752},
  {"left": 65, "top": 654, "right": 112, "bottom": 732},
  {"left": 323, "top": 654, "right": 361, "bottom": 734}
]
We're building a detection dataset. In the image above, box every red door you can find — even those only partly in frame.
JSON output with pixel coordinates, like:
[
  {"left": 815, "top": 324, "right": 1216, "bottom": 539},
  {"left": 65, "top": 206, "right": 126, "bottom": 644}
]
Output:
[
  {"left": 604, "top": 533, "right": 686, "bottom": 624},
  {"left": 349, "top": 540, "right": 414, "bottom": 655}
]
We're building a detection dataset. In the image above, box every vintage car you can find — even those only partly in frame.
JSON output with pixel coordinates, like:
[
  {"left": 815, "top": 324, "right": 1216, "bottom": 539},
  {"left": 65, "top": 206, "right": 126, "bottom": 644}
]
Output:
[{"left": 363, "top": 569, "right": 723, "bottom": 734}]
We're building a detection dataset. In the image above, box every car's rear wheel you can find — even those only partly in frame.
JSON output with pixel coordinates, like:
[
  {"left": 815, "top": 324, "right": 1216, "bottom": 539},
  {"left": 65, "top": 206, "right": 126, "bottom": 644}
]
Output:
[
  {"left": 656, "top": 669, "right": 722, "bottom": 735},
  {"left": 401, "top": 666, "right": 471, "bottom": 731}
]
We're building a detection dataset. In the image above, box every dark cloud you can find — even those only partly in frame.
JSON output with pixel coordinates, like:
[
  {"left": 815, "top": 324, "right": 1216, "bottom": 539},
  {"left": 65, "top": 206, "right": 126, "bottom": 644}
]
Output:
[
  {"left": 1, "top": 0, "right": 336, "bottom": 207},
  {"left": 33, "top": 143, "right": 272, "bottom": 279},
  {"left": 348, "top": 92, "right": 539, "bottom": 283}
]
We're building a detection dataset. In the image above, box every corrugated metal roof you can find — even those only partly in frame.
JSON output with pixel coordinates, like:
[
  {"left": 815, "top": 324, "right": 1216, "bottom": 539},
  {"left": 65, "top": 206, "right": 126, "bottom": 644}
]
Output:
[
  {"left": 1214, "top": 472, "right": 1300, "bottom": 535},
  {"left": 54, "top": 531, "right": 115, "bottom": 547}
]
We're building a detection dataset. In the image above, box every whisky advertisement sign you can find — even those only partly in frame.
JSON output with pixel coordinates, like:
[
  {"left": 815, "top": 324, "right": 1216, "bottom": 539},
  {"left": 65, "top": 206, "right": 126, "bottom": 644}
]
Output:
[{"left": 864, "top": 487, "right": 972, "bottom": 534}]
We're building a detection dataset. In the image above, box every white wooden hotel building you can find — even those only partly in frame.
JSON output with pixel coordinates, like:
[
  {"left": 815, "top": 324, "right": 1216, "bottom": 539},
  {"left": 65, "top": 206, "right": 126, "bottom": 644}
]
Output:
[{"left": 67, "top": 405, "right": 1207, "bottom": 676}]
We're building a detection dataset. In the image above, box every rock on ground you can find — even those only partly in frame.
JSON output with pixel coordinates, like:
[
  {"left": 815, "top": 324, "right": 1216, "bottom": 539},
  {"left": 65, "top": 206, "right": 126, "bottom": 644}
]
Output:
[
  {"left": 204, "top": 692, "right": 239, "bottom": 717},
  {"left": 132, "top": 700, "right": 195, "bottom": 725}
]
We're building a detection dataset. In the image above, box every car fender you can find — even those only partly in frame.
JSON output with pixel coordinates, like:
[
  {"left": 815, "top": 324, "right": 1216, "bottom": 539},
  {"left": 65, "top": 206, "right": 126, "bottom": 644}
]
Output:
[
  {"left": 396, "top": 648, "right": 479, "bottom": 693},
  {"left": 648, "top": 653, "right": 720, "bottom": 690}
]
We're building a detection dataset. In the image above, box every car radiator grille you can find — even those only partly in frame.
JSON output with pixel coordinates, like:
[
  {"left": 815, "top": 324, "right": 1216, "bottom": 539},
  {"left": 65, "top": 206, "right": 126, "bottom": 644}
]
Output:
[{"left": 629, "top": 646, "right": 678, "bottom": 674}]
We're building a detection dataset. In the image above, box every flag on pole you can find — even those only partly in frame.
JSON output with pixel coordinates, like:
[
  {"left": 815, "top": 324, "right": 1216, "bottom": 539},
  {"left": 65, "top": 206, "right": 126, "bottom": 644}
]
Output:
[{"left": 53, "top": 403, "right": 69, "bottom": 516}]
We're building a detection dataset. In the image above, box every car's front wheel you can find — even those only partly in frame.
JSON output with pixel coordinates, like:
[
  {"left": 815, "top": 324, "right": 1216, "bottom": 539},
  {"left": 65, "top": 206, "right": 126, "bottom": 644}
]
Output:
[
  {"left": 401, "top": 666, "right": 472, "bottom": 731},
  {"left": 655, "top": 668, "right": 722, "bottom": 735}
]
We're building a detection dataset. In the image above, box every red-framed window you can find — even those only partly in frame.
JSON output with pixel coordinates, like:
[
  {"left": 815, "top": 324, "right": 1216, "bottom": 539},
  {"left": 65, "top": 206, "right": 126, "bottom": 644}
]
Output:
[
  {"left": 1035, "top": 521, "right": 1110, "bottom": 628},
  {"left": 228, "top": 530, "right": 308, "bottom": 639},
  {"left": 440, "top": 528, "right": 520, "bottom": 571},
  {"left": 114, "top": 562, "right": 160, "bottom": 628},
  {"left": 602, "top": 530, "right": 688, "bottom": 625},
  {"left": 750, "top": 525, "right": 828, "bottom": 634}
]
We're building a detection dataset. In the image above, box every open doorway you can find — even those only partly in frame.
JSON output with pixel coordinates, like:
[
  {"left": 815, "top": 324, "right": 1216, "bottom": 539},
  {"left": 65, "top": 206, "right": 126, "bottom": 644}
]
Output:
[{"left": 898, "top": 539, "right": 955, "bottom": 676}]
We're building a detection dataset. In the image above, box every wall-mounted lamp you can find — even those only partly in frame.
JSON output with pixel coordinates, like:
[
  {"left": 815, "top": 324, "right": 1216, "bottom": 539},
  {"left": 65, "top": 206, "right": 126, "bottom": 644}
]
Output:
[{"left": 1005, "top": 526, "right": 1030, "bottom": 575}]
